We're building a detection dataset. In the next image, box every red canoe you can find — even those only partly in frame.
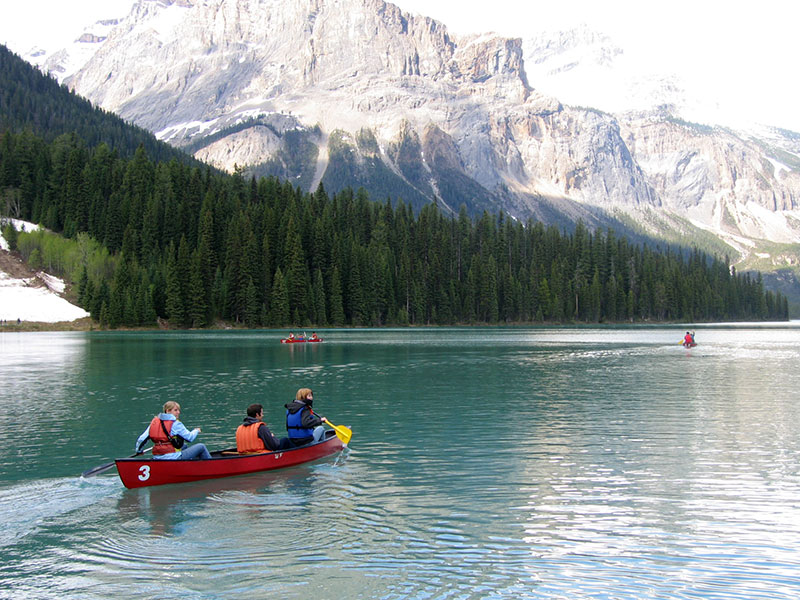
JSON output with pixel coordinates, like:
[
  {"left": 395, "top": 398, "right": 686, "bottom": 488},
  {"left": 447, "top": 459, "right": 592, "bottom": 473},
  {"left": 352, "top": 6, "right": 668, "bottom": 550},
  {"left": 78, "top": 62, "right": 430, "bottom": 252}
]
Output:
[
  {"left": 280, "top": 337, "right": 323, "bottom": 343},
  {"left": 115, "top": 430, "right": 344, "bottom": 488}
]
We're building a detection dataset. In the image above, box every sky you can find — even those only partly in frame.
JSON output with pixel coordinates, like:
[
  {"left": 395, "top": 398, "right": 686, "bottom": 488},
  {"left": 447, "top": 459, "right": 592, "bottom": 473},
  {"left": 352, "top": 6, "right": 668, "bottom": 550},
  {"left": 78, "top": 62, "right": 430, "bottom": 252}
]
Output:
[
  {"left": 0, "top": 0, "right": 798, "bottom": 130},
  {"left": 396, "top": 0, "right": 799, "bottom": 131}
]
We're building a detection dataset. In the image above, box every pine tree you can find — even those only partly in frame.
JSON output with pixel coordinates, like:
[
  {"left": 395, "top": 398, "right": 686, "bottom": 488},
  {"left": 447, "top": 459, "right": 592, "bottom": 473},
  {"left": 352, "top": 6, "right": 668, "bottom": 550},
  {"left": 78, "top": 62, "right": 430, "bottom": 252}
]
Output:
[
  {"left": 284, "top": 220, "right": 310, "bottom": 322},
  {"left": 164, "top": 243, "right": 185, "bottom": 327},
  {"left": 328, "top": 266, "right": 345, "bottom": 326},
  {"left": 312, "top": 268, "right": 328, "bottom": 325},
  {"left": 346, "top": 244, "right": 365, "bottom": 325},
  {"left": 244, "top": 276, "right": 259, "bottom": 327},
  {"left": 268, "top": 267, "right": 290, "bottom": 326},
  {"left": 188, "top": 250, "right": 208, "bottom": 328}
]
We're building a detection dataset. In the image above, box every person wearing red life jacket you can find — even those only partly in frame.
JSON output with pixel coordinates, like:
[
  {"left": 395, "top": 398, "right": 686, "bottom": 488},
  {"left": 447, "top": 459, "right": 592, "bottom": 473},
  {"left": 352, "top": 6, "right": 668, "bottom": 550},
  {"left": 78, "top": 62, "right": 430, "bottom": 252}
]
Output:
[
  {"left": 683, "top": 331, "right": 696, "bottom": 347},
  {"left": 135, "top": 401, "right": 211, "bottom": 460},
  {"left": 236, "top": 403, "right": 292, "bottom": 453}
]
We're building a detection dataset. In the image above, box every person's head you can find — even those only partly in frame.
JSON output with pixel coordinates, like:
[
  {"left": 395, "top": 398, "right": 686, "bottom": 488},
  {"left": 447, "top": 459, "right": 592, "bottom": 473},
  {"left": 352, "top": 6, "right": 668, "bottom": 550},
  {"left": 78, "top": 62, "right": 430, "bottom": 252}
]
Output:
[
  {"left": 163, "top": 401, "right": 181, "bottom": 416},
  {"left": 296, "top": 388, "right": 313, "bottom": 403},
  {"left": 686, "top": 331, "right": 690, "bottom": 335},
  {"left": 247, "top": 403, "right": 263, "bottom": 418}
]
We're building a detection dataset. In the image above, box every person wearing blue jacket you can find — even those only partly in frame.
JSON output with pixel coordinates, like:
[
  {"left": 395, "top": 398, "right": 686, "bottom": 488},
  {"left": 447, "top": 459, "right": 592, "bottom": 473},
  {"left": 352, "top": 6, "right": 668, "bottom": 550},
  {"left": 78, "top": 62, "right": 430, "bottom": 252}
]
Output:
[
  {"left": 285, "top": 388, "right": 327, "bottom": 447},
  {"left": 135, "top": 401, "right": 211, "bottom": 459}
]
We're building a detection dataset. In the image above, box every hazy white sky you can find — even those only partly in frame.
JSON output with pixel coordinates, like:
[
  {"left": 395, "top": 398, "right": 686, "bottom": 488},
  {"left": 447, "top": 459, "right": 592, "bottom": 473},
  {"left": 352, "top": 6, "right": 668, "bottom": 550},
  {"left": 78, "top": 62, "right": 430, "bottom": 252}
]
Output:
[
  {"left": 0, "top": 0, "right": 129, "bottom": 50},
  {"left": 1, "top": 0, "right": 797, "bottom": 131},
  {"left": 396, "top": 0, "right": 798, "bottom": 130}
]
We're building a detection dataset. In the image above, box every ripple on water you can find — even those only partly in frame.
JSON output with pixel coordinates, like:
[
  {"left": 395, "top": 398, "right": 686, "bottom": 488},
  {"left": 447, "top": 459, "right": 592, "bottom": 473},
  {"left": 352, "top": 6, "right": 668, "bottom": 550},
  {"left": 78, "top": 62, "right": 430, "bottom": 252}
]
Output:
[
  {"left": 4, "top": 327, "right": 800, "bottom": 599},
  {"left": 0, "top": 476, "right": 121, "bottom": 550}
]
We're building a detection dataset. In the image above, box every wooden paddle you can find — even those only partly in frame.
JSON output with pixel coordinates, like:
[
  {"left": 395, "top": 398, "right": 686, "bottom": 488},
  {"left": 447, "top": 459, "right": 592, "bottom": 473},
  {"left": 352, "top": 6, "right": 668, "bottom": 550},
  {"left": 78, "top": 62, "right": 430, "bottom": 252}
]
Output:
[
  {"left": 81, "top": 447, "right": 152, "bottom": 478},
  {"left": 322, "top": 418, "right": 352, "bottom": 445}
]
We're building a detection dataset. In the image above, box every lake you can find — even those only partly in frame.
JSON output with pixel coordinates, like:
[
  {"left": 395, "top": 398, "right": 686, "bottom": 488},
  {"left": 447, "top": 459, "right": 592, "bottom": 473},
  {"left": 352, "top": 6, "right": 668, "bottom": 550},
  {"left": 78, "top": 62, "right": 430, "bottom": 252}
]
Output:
[{"left": 1, "top": 325, "right": 799, "bottom": 599}]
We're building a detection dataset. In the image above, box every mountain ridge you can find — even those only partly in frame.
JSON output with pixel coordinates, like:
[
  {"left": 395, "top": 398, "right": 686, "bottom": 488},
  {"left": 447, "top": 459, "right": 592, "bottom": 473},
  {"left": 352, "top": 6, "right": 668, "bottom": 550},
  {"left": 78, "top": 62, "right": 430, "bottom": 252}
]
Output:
[
  {"left": 0, "top": 18, "right": 792, "bottom": 324},
  {"left": 12, "top": 0, "right": 800, "bottom": 276}
]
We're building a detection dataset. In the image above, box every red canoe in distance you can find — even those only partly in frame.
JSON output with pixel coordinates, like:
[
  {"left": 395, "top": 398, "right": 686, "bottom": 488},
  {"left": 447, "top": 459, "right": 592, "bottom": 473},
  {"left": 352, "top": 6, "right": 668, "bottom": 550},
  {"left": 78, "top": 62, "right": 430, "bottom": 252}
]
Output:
[
  {"left": 115, "top": 430, "right": 344, "bottom": 488},
  {"left": 280, "top": 337, "right": 323, "bottom": 343}
]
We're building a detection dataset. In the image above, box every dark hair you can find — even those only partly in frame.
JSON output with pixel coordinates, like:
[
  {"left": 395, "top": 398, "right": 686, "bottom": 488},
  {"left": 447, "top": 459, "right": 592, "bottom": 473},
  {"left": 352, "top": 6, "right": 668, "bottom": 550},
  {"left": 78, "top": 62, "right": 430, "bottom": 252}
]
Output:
[{"left": 247, "top": 403, "right": 263, "bottom": 418}]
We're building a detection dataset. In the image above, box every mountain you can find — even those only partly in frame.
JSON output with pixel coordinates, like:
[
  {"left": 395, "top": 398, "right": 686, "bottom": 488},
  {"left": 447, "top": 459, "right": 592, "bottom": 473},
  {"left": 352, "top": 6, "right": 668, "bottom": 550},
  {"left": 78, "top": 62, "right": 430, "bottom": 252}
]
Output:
[
  {"left": 18, "top": 0, "right": 800, "bottom": 274},
  {"left": 520, "top": 25, "right": 800, "bottom": 258},
  {"left": 0, "top": 44, "right": 197, "bottom": 165},
  {"left": 0, "top": 18, "right": 789, "bottom": 328}
]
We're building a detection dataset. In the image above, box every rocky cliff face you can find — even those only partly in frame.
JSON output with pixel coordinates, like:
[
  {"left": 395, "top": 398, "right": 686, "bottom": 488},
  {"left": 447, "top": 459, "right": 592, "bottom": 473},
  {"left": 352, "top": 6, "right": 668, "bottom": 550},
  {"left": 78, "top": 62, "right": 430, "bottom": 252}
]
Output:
[
  {"left": 37, "top": 0, "right": 800, "bottom": 267},
  {"left": 621, "top": 114, "right": 800, "bottom": 253}
]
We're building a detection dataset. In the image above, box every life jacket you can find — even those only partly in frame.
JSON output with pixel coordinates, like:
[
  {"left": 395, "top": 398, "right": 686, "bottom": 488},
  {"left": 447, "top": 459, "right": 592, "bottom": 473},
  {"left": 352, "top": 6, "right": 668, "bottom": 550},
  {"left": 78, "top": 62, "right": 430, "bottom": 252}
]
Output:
[
  {"left": 148, "top": 416, "right": 183, "bottom": 455},
  {"left": 236, "top": 422, "right": 267, "bottom": 453},
  {"left": 286, "top": 406, "right": 313, "bottom": 440},
  {"left": 684, "top": 334, "right": 694, "bottom": 345}
]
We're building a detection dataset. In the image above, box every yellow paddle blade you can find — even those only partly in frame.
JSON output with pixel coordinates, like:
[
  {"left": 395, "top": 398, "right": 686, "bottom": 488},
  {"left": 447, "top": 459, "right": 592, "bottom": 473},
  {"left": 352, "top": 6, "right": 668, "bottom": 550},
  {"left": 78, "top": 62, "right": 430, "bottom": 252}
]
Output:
[{"left": 327, "top": 421, "right": 352, "bottom": 445}]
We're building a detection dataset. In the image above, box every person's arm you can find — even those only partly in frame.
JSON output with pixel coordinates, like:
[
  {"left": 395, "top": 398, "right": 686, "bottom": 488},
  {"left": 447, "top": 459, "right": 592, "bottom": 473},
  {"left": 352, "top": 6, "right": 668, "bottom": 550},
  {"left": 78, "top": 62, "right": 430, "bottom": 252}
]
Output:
[
  {"left": 258, "top": 423, "right": 281, "bottom": 451},
  {"left": 171, "top": 420, "right": 200, "bottom": 442},
  {"left": 135, "top": 427, "right": 150, "bottom": 452},
  {"left": 300, "top": 408, "right": 323, "bottom": 428}
]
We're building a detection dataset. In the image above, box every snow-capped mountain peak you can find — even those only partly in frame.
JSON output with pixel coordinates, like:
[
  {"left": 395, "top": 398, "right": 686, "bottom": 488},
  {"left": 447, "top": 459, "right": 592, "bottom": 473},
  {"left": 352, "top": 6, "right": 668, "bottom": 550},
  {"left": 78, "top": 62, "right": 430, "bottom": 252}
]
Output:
[{"left": 8, "top": 0, "right": 800, "bottom": 268}]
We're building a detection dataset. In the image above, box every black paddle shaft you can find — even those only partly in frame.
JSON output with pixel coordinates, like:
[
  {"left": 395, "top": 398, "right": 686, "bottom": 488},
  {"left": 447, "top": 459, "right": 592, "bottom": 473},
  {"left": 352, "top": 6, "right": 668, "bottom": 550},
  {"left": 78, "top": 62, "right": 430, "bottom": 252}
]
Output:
[{"left": 80, "top": 449, "right": 150, "bottom": 478}]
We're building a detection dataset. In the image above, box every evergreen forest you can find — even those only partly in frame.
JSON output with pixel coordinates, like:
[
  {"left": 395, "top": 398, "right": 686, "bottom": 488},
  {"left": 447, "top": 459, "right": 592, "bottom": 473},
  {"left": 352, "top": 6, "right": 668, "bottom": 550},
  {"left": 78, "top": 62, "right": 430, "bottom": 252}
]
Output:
[
  {"left": 0, "top": 44, "right": 788, "bottom": 328},
  {"left": 0, "top": 129, "right": 788, "bottom": 328}
]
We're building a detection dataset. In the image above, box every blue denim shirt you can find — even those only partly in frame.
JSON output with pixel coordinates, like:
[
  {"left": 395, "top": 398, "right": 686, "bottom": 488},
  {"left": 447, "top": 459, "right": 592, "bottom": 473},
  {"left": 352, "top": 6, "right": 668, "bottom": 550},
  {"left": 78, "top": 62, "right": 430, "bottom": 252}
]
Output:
[{"left": 135, "top": 413, "right": 200, "bottom": 460}]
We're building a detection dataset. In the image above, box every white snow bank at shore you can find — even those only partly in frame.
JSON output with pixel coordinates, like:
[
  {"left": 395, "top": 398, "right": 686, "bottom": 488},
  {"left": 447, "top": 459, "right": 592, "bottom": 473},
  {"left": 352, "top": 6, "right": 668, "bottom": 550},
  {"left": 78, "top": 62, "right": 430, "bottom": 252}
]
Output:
[
  {"left": 0, "top": 220, "right": 90, "bottom": 323},
  {"left": 0, "top": 271, "right": 90, "bottom": 322}
]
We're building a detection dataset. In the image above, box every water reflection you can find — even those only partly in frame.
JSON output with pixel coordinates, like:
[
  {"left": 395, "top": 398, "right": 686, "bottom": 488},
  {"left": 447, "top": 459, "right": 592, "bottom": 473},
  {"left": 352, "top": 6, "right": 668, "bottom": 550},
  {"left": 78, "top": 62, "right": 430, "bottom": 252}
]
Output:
[{"left": 2, "top": 325, "right": 800, "bottom": 599}]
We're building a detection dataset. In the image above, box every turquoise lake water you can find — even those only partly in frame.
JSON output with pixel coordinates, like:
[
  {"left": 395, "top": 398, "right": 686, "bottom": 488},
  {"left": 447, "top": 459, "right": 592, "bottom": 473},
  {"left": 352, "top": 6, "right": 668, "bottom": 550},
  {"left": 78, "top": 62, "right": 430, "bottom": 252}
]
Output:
[{"left": 1, "top": 325, "right": 799, "bottom": 599}]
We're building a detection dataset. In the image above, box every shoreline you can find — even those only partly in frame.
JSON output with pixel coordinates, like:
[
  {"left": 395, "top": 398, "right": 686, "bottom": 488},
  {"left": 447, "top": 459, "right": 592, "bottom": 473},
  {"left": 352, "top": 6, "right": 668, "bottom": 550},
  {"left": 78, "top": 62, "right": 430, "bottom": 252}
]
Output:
[{"left": 1, "top": 317, "right": 793, "bottom": 333}]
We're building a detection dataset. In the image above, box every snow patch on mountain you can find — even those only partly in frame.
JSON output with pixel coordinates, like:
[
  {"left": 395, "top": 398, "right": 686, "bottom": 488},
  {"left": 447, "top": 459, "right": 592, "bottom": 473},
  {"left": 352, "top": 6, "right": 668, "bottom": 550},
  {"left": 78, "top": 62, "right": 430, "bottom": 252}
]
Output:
[
  {"left": 521, "top": 25, "right": 756, "bottom": 132},
  {"left": 25, "top": 13, "right": 129, "bottom": 79},
  {"left": 5, "top": 0, "right": 800, "bottom": 268},
  {"left": 131, "top": 1, "right": 188, "bottom": 44}
]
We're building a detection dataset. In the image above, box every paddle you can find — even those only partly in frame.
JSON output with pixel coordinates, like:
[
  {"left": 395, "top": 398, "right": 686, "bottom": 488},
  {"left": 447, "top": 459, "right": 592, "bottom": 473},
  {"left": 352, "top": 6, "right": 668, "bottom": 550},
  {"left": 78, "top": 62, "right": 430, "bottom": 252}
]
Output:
[
  {"left": 81, "top": 447, "right": 152, "bottom": 478},
  {"left": 321, "top": 417, "right": 352, "bottom": 445}
]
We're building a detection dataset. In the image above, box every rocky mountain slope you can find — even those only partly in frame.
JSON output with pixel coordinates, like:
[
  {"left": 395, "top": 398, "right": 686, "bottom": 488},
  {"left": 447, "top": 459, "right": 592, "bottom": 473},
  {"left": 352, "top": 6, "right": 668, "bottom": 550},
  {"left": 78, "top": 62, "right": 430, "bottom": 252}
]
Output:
[{"left": 21, "top": 0, "right": 800, "bottom": 271}]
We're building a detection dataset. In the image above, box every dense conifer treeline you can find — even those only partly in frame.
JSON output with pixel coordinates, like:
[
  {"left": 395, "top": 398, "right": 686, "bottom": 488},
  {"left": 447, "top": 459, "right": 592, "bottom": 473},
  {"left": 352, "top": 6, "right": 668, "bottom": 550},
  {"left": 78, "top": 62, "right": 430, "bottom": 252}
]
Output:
[
  {"left": 0, "top": 130, "right": 788, "bottom": 327},
  {"left": 0, "top": 45, "right": 198, "bottom": 165}
]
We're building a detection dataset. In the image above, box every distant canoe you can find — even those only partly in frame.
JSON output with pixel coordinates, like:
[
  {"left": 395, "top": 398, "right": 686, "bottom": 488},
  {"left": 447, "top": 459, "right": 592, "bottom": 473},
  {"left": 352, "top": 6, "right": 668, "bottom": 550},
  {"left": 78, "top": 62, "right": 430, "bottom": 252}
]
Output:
[
  {"left": 280, "top": 337, "right": 323, "bottom": 343},
  {"left": 115, "top": 430, "right": 344, "bottom": 488},
  {"left": 683, "top": 341, "right": 697, "bottom": 348}
]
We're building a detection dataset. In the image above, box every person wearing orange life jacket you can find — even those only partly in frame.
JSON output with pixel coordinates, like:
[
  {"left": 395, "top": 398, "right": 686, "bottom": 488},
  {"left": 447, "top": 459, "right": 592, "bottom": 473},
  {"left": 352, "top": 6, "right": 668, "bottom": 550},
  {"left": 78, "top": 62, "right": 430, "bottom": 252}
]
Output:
[
  {"left": 236, "top": 404, "right": 292, "bottom": 453},
  {"left": 135, "top": 401, "right": 211, "bottom": 460}
]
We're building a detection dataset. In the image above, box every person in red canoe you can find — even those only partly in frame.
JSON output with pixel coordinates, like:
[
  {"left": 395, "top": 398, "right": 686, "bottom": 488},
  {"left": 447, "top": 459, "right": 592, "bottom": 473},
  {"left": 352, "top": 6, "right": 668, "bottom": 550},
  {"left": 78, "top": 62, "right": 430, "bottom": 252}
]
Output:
[
  {"left": 287, "top": 332, "right": 295, "bottom": 340},
  {"left": 310, "top": 332, "right": 319, "bottom": 341},
  {"left": 285, "top": 387, "right": 328, "bottom": 447},
  {"left": 135, "top": 401, "right": 211, "bottom": 459},
  {"left": 236, "top": 403, "right": 292, "bottom": 453},
  {"left": 683, "top": 331, "right": 696, "bottom": 346}
]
